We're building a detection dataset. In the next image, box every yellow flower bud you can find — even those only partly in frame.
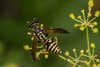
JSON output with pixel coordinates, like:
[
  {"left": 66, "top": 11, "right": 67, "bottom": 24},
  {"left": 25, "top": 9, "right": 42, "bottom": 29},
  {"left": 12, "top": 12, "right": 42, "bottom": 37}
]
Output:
[
  {"left": 88, "top": 12, "right": 92, "bottom": 17},
  {"left": 67, "top": 59, "right": 71, "bottom": 62},
  {"left": 72, "top": 48, "right": 76, "bottom": 52},
  {"left": 92, "top": 28, "right": 99, "bottom": 33},
  {"left": 95, "top": 11, "right": 100, "bottom": 17},
  {"left": 65, "top": 51, "right": 69, "bottom": 57},
  {"left": 91, "top": 43, "right": 96, "bottom": 48},
  {"left": 93, "top": 22, "right": 98, "bottom": 26},
  {"left": 36, "top": 52, "right": 40, "bottom": 60},
  {"left": 31, "top": 36, "right": 34, "bottom": 41},
  {"left": 80, "top": 26, "right": 85, "bottom": 31},
  {"left": 86, "top": 49, "right": 89, "bottom": 53},
  {"left": 77, "top": 16, "right": 82, "bottom": 19},
  {"left": 74, "top": 24, "right": 80, "bottom": 28},
  {"left": 69, "top": 13, "right": 75, "bottom": 19},
  {"left": 72, "top": 66, "right": 75, "bottom": 67},
  {"left": 89, "top": 24, "right": 94, "bottom": 28},
  {"left": 44, "top": 54, "right": 48, "bottom": 59},
  {"left": 95, "top": 59, "right": 100, "bottom": 63},
  {"left": 80, "top": 49, "right": 84, "bottom": 54},
  {"left": 81, "top": 9, "right": 85, "bottom": 13},
  {"left": 88, "top": 0, "right": 94, "bottom": 8},
  {"left": 83, "top": 61, "right": 89, "bottom": 66},
  {"left": 93, "top": 63, "right": 97, "bottom": 67},
  {"left": 27, "top": 32, "right": 32, "bottom": 35},
  {"left": 24, "top": 45, "right": 31, "bottom": 51}
]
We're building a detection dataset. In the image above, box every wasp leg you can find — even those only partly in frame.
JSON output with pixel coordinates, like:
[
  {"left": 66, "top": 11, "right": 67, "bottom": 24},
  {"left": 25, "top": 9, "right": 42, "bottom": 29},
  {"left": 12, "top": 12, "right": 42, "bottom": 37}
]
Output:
[
  {"left": 41, "top": 49, "right": 49, "bottom": 59},
  {"left": 40, "top": 49, "right": 49, "bottom": 54},
  {"left": 35, "top": 51, "right": 41, "bottom": 60},
  {"left": 31, "top": 34, "right": 45, "bottom": 61},
  {"left": 31, "top": 35, "right": 38, "bottom": 61},
  {"left": 31, "top": 33, "right": 42, "bottom": 42},
  {"left": 40, "top": 49, "right": 49, "bottom": 59},
  {"left": 27, "top": 32, "right": 36, "bottom": 41},
  {"left": 35, "top": 49, "right": 49, "bottom": 60}
]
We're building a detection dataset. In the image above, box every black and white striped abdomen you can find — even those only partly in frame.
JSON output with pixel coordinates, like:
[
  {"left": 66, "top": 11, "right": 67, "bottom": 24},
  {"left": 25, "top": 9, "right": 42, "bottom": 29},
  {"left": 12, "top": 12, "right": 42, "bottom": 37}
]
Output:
[
  {"left": 43, "top": 39, "right": 62, "bottom": 54},
  {"left": 35, "top": 28, "right": 47, "bottom": 43}
]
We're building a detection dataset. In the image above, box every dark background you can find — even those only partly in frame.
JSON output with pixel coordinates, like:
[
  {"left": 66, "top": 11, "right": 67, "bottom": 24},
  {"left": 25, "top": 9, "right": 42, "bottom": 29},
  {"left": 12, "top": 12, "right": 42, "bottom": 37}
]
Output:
[{"left": 0, "top": 0, "right": 100, "bottom": 67}]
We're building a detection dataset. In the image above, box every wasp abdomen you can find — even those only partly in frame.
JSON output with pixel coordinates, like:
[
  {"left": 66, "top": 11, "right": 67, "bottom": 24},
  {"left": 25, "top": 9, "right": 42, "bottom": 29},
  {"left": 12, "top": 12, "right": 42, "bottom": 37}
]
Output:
[{"left": 44, "top": 39, "right": 62, "bottom": 54}]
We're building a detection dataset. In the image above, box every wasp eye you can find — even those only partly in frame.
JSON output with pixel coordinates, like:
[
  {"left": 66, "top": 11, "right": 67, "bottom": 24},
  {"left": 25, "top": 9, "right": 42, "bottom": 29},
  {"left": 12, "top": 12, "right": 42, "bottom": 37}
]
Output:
[{"left": 28, "top": 19, "right": 39, "bottom": 28}]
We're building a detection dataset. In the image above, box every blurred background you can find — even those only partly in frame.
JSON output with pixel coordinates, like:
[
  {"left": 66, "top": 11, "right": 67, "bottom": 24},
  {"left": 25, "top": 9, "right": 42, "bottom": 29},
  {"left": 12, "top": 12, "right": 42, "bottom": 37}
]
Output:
[{"left": 0, "top": 0, "right": 100, "bottom": 67}]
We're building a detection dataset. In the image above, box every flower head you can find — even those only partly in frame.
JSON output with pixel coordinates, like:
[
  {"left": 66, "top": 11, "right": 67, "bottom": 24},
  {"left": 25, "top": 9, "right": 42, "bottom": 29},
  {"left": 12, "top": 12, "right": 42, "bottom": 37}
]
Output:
[{"left": 69, "top": 0, "right": 99, "bottom": 33}]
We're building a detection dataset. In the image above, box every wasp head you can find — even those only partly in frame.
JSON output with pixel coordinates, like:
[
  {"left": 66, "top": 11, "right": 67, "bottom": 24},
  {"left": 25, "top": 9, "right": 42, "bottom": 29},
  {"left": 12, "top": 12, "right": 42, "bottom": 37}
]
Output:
[{"left": 27, "top": 18, "right": 39, "bottom": 30}]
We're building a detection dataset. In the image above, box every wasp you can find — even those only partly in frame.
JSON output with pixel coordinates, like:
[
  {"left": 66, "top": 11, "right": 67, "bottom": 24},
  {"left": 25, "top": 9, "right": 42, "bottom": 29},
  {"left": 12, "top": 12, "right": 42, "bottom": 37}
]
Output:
[{"left": 26, "top": 18, "right": 69, "bottom": 60}]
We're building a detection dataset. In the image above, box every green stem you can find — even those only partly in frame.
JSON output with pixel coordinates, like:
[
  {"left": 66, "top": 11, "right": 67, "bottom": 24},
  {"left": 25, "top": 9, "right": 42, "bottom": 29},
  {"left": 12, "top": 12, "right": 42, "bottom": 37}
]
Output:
[
  {"left": 86, "top": 27, "right": 91, "bottom": 56},
  {"left": 58, "top": 55, "right": 75, "bottom": 65},
  {"left": 73, "top": 18, "right": 83, "bottom": 23},
  {"left": 89, "top": 17, "right": 96, "bottom": 23},
  {"left": 58, "top": 55, "right": 67, "bottom": 61}
]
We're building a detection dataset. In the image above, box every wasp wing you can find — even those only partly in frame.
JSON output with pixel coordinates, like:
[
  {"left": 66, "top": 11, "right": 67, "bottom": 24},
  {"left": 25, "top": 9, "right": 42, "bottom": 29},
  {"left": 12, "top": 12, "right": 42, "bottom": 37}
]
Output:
[{"left": 45, "top": 27, "right": 69, "bottom": 33}]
